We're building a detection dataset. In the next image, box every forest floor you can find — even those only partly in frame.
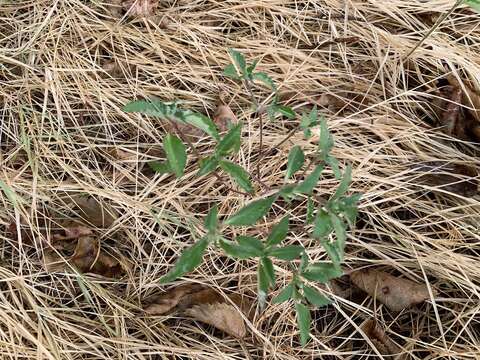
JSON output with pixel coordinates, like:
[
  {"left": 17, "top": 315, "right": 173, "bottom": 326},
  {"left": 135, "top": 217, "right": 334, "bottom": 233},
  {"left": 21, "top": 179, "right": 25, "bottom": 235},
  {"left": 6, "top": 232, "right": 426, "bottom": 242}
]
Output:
[{"left": 1, "top": 1, "right": 480, "bottom": 359}]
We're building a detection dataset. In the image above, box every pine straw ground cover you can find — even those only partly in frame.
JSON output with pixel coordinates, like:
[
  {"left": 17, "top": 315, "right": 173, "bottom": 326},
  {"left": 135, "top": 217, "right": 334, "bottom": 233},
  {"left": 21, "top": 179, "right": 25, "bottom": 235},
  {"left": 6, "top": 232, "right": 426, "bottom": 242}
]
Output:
[{"left": 1, "top": 0, "right": 480, "bottom": 359}]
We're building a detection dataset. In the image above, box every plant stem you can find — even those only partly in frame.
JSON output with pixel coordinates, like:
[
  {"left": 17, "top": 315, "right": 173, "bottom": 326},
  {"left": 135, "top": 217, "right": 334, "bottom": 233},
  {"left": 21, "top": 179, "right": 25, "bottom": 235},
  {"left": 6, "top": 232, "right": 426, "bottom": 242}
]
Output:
[
  {"left": 243, "top": 78, "right": 264, "bottom": 179},
  {"left": 404, "top": 0, "right": 463, "bottom": 60}
]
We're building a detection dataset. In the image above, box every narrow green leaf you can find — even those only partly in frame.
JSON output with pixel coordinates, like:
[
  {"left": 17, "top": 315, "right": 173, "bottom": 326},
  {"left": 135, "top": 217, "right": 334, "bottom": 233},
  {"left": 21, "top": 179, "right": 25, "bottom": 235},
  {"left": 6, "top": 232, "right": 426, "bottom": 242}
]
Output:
[
  {"left": 246, "top": 60, "right": 259, "bottom": 79},
  {"left": 159, "top": 237, "right": 208, "bottom": 283},
  {"left": 331, "top": 165, "right": 352, "bottom": 201},
  {"left": 295, "top": 302, "right": 311, "bottom": 346},
  {"left": 261, "top": 257, "right": 275, "bottom": 286},
  {"left": 267, "top": 245, "right": 304, "bottom": 261},
  {"left": 319, "top": 117, "right": 334, "bottom": 156},
  {"left": 299, "top": 252, "right": 309, "bottom": 273},
  {"left": 223, "top": 64, "right": 240, "bottom": 79},
  {"left": 219, "top": 160, "right": 254, "bottom": 193},
  {"left": 215, "top": 123, "right": 242, "bottom": 156},
  {"left": 327, "top": 156, "right": 341, "bottom": 179},
  {"left": 277, "top": 105, "right": 296, "bottom": 119},
  {"left": 267, "top": 104, "right": 277, "bottom": 121},
  {"left": 228, "top": 49, "right": 246, "bottom": 75},
  {"left": 224, "top": 196, "right": 276, "bottom": 226},
  {"left": 252, "top": 72, "right": 276, "bottom": 90},
  {"left": 300, "top": 106, "right": 318, "bottom": 138},
  {"left": 295, "top": 165, "right": 324, "bottom": 195},
  {"left": 163, "top": 134, "right": 187, "bottom": 178},
  {"left": 219, "top": 238, "right": 257, "bottom": 259},
  {"left": 197, "top": 156, "right": 219, "bottom": 177},
  {"left": 0, "top": 179, "right": 21, "bottom": 207},
  {"left": 286, "top": 146, "right": 305, "bottom": 179},
  {"left": 237, "top": 236, "right": 264, "bottom": 256},
  {"left": 301, "top": 263, "right": 343, "bottom": 283},
  {"left": 272, "top": 283, "right": 295, "bottom": 304},
  {"left": 306, "top": 197, "right": 314, "bottom": 224},
  {"left": 258, "top": 262, "right": 270, "bottom": 303},
  {"left": 313, "top": 209, "right": 332, "bottom": 239},
  {"left": 321, "top": 239, "right": 343, "bottom": 266},
  {"left": 330, "top": 213, "right": 346, "bottom": 248},
  {"left": 148, "top": 161, "right": 172, "bottom": 174},
  {"left": 338, "top": 193, "right": 362, "bottom": 225},
  {"left": 266, "top": 216, "right": 289, "bottom": 246},
  {"left": 466, "top": 0, "right": 480, "bottom": 12},
  {"left": 278, "top": 185, "right": 296, "bottom": 202},
  {"left": 183, "top": 112, "right": 220, "bottom": 141},
  {"left": 123, "top": 100, "right": 177, "bottom": 119},
  {"left": 303, "top": 286, "right": 331, "bottom": 307},
  {"left": 204, "top": 205, "right": 218, "bottom": 233}
]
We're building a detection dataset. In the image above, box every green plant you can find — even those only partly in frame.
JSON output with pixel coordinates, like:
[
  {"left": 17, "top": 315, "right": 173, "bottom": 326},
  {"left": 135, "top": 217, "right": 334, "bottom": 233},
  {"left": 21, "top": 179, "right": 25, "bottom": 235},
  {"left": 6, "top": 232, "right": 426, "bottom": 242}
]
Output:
[{"left": 123, "top": 49, "right": 361, "bottom": 345}]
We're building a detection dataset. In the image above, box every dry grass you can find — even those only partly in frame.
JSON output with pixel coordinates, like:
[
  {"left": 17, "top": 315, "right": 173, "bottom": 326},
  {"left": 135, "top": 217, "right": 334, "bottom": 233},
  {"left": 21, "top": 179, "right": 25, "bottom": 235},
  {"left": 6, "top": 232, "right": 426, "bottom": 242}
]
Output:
[{"left": 1, "top": 0, "right": 480, "bottom": 359}]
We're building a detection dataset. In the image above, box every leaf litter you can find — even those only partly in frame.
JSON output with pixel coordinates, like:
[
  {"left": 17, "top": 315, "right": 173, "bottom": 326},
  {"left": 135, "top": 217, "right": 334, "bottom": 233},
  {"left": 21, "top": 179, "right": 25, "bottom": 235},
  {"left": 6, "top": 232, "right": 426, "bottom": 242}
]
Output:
[
  {"left": 362, "top": 319, "right": 404, "bottom": 357},
  {"left": 144, "top": 283, "right": 253, "bottom": 338},
  {"left": 350, "top": 268, "right": 432, "bottom": 312}
]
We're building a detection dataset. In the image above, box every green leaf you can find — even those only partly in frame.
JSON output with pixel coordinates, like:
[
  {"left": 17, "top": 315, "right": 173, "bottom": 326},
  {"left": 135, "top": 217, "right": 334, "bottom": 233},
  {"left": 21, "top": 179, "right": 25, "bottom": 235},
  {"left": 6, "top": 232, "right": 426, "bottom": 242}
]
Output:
[
  {"left": 252, "top": 72, "right": 276, "bottom": 90},
  {"left": 219, "top": 238, "right": 258, "bottom": 259},
  {"left": 228, "top": 49, "right": 246, "bottom": 75},
  {"left": 286, "top": 146, "right": 305, "bottom": 179},
  {"left": 330, "top": 213, "right": 346, "bottom": 248},
  {"left": 258, "top": 262, "right": 270, "bottom": 302},
  {"left": 295, "top": 165, "right": 324, "bottom": 195},
  {"left": 313, "top": 209, "right": 332, "bottom": 239},
  {"left": 301, "top": 263, "right": 343, "bottom": 283},
  {"left": 163, "top": 134, "right": 187, "bottom": 178},
  {"left": 245, "top": 60, "right": 259, "bottom": 79},
  {"left": 148, "top": 161, "right": 172, "bottom": 174},
  {"left": 327, "top": 156, "right": 341, "bottom": 179},
  {"left": 272, "top": 283, "right": 295, "bottom": 304},
  {"left": 319, "top": 117, "right": 334, "bottom": 157},
  {"left": 466, "top": 0, "right": 480, "bottom": 12},
  {"left": 278, "top": 185, "right": 296, "bottom": 202},
  {"left": 219, "top": 160, "right": 253, "bottom": 193},
  {"left": 295, "top": 302, "right": 311, "bottom": 346},
  {"left": 267, "top": 104, "right": 277, "bottom": 121},
  {"left": 223, "top": 64, "right": 240, "bottom": 79},
  {"left": 303, "top": 286, "right": 331, "bottom": 307},
  {"left": 267, "top": 245, "right": 304, "bottom": 261},
  {"left": 237, "top": 236, "right": 264, "bottom": 256},
  {"left": 261, "top": 257, "right": 275, "bottom": 286},
  {"left": 204, "top": 205, "right": 218, "bottom": 233},
  {"left": 300, "top": 106, "right": 318, "bottom": 139},
  {"left": 299, "top": 252, "right": 309, "bottom": 273},
  {"left": 266, "top": 216, "right": 289, "bottom": 246},
  {"left": 183, "top": 112, "right": 220, "bottom": 141},
  {"left": 306, "top": 197, "right": 314, "bottom": 224},
  {"left": 338, "top": 193, "right": 362, "bottom": 225},
  {"left": 197, "top": 156, "right": 219, "bottom": 177},
  {"left": 321, "top": 239, "right": 343, "bottom": 266},
  {"left": 277, "top": 105, "right": 296, "bottom": 119},
  {"left": 159, "top": 237, "right": 208, "bottom": 283},
  {"left": 215, "top": 123, "right": 242, "bottom": 156},
  {"left": 224, "top": 196, "right": 276, "bottom": 226},
  {"left": 123, "top": 100, "right": 178, "bottom": 119},
  {"left": 331, "top": 165, "right": 352, "bottom": 201}
]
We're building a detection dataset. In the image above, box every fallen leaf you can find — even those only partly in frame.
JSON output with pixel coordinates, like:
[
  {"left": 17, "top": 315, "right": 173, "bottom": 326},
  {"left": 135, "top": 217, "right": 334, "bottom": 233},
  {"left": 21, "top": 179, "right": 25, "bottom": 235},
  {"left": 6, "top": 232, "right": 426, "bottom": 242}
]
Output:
[
  {"left": 123, "top": 0, "right": 158, "bottom": 17},
  {"left": 185, "top": 302, "right": 246, "bottom": 338},
  {"left": 447, "top": 75, "right": 480, "bottom": 123},
  {"left": 70, "top": 196, "right": 116, "bottom": 228},
  {"left": 43, "top": 251, "right": 67, "bottom": 273},
  {"left": 144, "top": 284, "right": 252, "bottom": 338},
  {"left": 213, "top": 104, "right": 238, "bottom": 132},
  {"left": 350, "top": 269, "right": 432, "bottom": 311},
  {"left": 411, "top": 161, "right": 478, "bottom": 197},
  {"left": 52, "top": 226, "right": 93, "bottom": 241},
  {"left": 102, "top": 60, "right": 124, "bottom": 77},
  {"left": 362, "top": 319, "right": 403, "bottom": 356}
]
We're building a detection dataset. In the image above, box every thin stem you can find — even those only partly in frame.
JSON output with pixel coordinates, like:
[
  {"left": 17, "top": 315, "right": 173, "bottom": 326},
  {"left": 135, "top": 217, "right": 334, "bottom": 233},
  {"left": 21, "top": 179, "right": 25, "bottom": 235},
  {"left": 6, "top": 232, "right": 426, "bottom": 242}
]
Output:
[{"left": 404, "top": 0, "right": 463, "bottom": 60}]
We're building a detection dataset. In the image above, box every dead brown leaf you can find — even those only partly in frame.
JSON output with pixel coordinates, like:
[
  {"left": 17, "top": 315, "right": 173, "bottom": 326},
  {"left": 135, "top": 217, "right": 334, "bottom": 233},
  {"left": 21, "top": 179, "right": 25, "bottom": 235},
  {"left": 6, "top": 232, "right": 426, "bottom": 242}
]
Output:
[
  {"left": 350, "top": 269, "right": 432, "bottom": 311},
  {"left": 123, "top": 0, "right": 158, "bottom": 17},
  {"left": 70, "top": 196, "right": 116, "bottom": 228},
  {"left": 185, "top": 302, "right": 247, "bottom": 338},
  {"left": 362, "top": 319, "right": 403, "bottom": 356},
  {"left": 412, "top": 161, "right": 478, "bottom": 197},
  {"left": 213, "top": 104, "right": 238, "bottom": 132},
  {"left": 144, "top": 284, "right": 252, "bottom": 338},
  {"left": 447, "top": 75, "right": 480, "bottom": 123}
]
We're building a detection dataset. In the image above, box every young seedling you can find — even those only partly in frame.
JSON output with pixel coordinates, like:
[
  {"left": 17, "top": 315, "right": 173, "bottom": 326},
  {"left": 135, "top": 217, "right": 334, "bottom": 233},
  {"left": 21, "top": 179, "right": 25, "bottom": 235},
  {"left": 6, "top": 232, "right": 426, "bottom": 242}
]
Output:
[{"left": 123, "top": 49, "right": 361, "bottom": 345}]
